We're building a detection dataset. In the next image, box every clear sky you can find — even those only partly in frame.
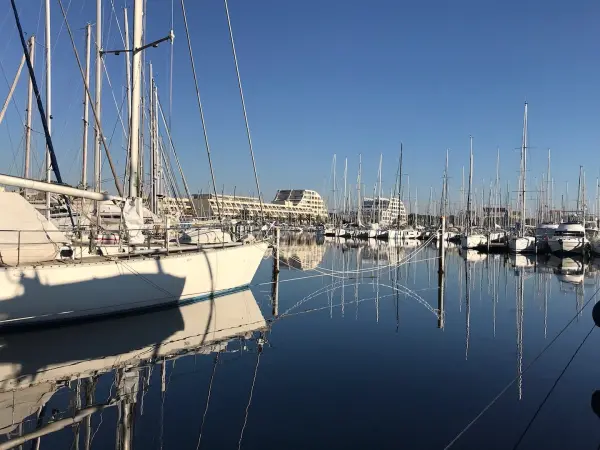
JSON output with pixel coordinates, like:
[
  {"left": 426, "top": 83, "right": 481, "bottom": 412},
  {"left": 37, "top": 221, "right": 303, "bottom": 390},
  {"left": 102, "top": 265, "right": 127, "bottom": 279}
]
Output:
[{"left": 0, "top": 0, "right": 598, "bottom": 213}]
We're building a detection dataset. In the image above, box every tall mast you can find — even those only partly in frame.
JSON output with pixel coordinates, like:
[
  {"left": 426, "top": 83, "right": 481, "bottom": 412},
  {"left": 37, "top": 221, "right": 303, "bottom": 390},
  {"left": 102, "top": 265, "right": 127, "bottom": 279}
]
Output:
[
  {"left": 466, "top": 136, "right": 473, "bottom": 233},
  {"left": 461, "top": 165, "right": 465, "bottom": 228},
  {"left": 94, "top": 0, "right": 102, "bottom": 206},
  {"left": 357, "top": 153, "right": 362, "bottom": 225},
  {"left": 546, "top": 148, "right": 551, "bottom": 222},
  {"left": 576, "top": 168, "right": 581, "bottom": 221},
  {"left": 596, "top": 177, "right": 599, "bottom": 228},
  {"left": 407, "top": 175, "right": 410, "bottom": 224},
  {"left": 443, "top": 148, "right": 449, "bottom": 216},
  {"left": 124, "top": 8, "right": 132, "bottom": 133},
  {"left": 343, "top": 157, "right": 348, "bottom": 216},
  {"left": 124, "top": 8, "right": 132, "bottom": 191},
  {"left": 415, "top": 187, "right": 418, "bottom": 227},
  {"left": 428, "top": 186, "right": 433, "bottom": 224},
  {"left": 81, "top": 24, "right": 91, "bottom": 189},
  {"left": 331, "top": 154, "right": 337, "bottom": 224},
  {"left": 128, "top": 0, "right": 144, "bottom": 199},
  {"left": 149, "top": 63, "right": 156, "bottom": 213},
  {"left": 520, "top": 102, "right": 528, "bottom": 237},
  {"left": 397, "top": 143, "right": 403, "bottom": 227},
  {"left": 377, "top": 153, "right": 382, "bottom": 223},
  {"left": 495, "top": 148, "right": 499, "bottom": 228},
  {"left": 583, "top": 168, "right": 586, "bottom": 228},
  {"left": 44, "top": 0, "right": 52, "bottom": 218},
  {"left": 23, "top": 36, "right": 35, "bottom": 187}
]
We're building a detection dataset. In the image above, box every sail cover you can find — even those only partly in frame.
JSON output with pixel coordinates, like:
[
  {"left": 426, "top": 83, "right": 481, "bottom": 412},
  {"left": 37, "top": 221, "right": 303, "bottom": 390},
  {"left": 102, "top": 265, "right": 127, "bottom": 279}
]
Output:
[{"left": 0, "top": 192, "right": 67, "bottom": 266}]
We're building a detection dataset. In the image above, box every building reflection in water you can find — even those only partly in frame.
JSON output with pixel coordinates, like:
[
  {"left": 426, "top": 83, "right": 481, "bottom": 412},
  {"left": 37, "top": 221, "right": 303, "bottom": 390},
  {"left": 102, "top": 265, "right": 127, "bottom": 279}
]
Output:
[{"left": 278, "top": 232, "right": 327, "bottom": 270}]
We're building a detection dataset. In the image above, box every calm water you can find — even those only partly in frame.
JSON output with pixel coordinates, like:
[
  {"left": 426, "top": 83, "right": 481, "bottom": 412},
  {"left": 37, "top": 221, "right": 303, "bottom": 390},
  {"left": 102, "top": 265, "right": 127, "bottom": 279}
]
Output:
[{"left": 2, "top": 234, "right": 600, "bottom": 449}]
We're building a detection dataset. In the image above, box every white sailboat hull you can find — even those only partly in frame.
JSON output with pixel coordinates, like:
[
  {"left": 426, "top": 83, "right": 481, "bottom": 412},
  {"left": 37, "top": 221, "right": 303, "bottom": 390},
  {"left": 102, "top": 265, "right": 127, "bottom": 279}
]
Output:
[
  {"left": 508, "top": 236, "right": 536, "bottom": 253},
  {"left": 548, "top": 237, "right": 587, "bottom": 254},
  {"left": 460, "top": 234, "right": 486, "bottom": 249},
  {"left": 0, "top": 242, "right": 268, "bottom": 327}
]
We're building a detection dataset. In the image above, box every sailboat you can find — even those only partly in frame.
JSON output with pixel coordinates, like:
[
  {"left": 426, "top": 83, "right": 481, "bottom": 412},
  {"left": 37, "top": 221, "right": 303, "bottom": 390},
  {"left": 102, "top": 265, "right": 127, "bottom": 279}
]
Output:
[
  {"left": 508, "top": 102, "right": 537, "bottom": 253},
  {"left": 0, "top": 0, "right": 268, "bottom": 328},
  {"left": 460, "top": 136, "right": 486, "bottom": 249},
  {"left": 548, "top": 167, "right": 589, "bottom": 254}
]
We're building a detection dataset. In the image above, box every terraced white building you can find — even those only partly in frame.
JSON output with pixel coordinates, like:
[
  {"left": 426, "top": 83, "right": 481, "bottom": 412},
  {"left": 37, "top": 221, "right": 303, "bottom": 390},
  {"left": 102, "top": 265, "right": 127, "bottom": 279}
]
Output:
[{"left": 193, "top": 189, "right": 328, "bottom": 221}]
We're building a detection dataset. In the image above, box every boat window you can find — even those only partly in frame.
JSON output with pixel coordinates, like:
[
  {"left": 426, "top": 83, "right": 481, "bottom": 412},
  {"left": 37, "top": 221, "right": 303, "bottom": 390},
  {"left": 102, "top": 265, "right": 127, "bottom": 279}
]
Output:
[{"left": 554, "top": 230, "right": 585, "bottom": 237}]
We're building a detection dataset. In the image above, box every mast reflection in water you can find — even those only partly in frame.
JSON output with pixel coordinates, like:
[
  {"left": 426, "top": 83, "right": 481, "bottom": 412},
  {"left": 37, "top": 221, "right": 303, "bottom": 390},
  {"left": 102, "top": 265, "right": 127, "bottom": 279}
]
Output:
[{"left": 1, "top": 236, "right": 600, "bottom": 448}]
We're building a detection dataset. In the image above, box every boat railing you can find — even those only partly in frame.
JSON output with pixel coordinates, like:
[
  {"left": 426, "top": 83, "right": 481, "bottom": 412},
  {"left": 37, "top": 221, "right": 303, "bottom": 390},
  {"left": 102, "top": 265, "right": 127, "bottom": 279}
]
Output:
[{"left": 0, "top": 223, "right": 259, "bottom": 266}]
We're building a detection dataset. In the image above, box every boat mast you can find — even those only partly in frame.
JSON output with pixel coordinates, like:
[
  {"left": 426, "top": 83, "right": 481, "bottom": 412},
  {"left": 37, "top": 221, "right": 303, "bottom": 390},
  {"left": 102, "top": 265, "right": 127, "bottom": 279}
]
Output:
[
  {"left": 343, "top": 157, "right": 348, "bottom": 218},
  {"left": 546, "top": 148, "right": 551, "bottom": 222},
  {"left": 583, "top": 168, "right": 586, "bottom": 228},
  {"left": 461, "top": 165, "right": 465, "bottom": 228},
  {"left": 44, "top": 0, "right": 52, "bottom": 218},
  {"left": 23, "top": 36, "right": 35, "bottom": 187},
  {"left": 520, "top": 102, "right": 527, "bottom": 237},
  {"left": 81, "top": 24, "right": 91, "bottom": 189},
  {"left": 428, "top": 186, "right": 433, "bottom": 226},
  {"left": 444, "top": 148, "right": 449, "bottom": 217},
  {"left": 357, "top": 153, "right": 362, "bottom": 226},
  {"left": 128, "top": 0, "right": 144, "bottom": 200},
  {"left": 407, "top": 175, "right": 410, "bottom": 225},
  {"left": 495, "top": 148, "right": 499, "bottom": 229},
  {"left": 123, "top": 7, "right": 132, "bottom": 190},
  {"left": 397, "top": 142, "right": 403, "bottom": 228},
  {"left": 466, "top": 136, "right": 473, "bottom": 234},
  {"left": 332, "top": 154, "right": 337, "bottom": 225},
  {"left": 377, "top": 153, "right": 382, "bottom": 223},
  {"left": 415, "top": 187, "right": 418, "bottom": 227},
  {"left": 576, "top": 166, "right": 582, "bottom": 222},
  {"left": 149, "top": 63, "right": 157, "bottom": 213},
  {"left": 596, "top": 176, "right": 599, "bottom": 229},
  {"left": 94, "top": 0, "right": 103, "bottom": 216}
]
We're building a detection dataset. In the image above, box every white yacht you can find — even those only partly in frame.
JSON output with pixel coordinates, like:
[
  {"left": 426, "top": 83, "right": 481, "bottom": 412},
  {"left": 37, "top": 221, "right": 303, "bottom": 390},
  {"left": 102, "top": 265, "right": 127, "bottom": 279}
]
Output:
[
  {"left": 460, "top": 233, "right": 486, "bottom": 249},
  {"left": 508, "top": 235, "right": 536, "bottom": 253},
  {"left": 0, "top": 192, "right": 268, "bottom": 328},
  {"left": 548, "top": 222, "right": 588, "bottom": 254}
]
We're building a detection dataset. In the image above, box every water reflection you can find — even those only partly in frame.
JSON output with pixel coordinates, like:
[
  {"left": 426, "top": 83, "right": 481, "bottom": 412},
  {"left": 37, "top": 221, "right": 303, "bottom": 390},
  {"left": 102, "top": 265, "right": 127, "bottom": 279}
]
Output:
[
  {"left": 1, "top": 236, "right": 600, "bottom": 448},
  {"left": 0, "top": 290, "right": 266, "bottom": 449}
]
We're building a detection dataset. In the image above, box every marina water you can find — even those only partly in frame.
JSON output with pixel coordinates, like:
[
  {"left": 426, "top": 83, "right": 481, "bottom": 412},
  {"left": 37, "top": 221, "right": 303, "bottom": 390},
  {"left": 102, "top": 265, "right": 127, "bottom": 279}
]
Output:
[{"left": 1, "top": 234, "right": 600, "bottom": 449}]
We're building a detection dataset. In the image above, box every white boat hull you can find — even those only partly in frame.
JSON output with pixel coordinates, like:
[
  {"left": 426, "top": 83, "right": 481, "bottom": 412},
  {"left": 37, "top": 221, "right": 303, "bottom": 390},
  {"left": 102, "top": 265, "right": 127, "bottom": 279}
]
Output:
[
  {"left": 460, "top": 234, "right": 486, "bottom": 249},
  {"left": 548, "top": 237, "right": 587, "bottom": 254},
  {"left": 508, "top": 236, "right": 536, "bottom": 253},
  {"left": 0, "top": 242, "right": 268, "bottom": 327}
]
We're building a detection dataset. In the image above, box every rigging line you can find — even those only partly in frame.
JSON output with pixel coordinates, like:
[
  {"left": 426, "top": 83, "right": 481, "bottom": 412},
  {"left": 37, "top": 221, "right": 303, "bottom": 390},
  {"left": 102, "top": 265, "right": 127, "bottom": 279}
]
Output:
[
  {"left": 56, "top": 0, "right": 124, "bottom": 197},
  {"left": 169, "top": 0, "right": 174, "bottom": 131},
  {"left": 108, "top": 0, "right": 126, "bottom": 46},
  {"left": 50, "top": 0, "right": 73, "bottom": 54},
  {"left": 238, "top": 344, "right": 262, "bottom": 450},
  {"left": 512, "top": 325, "right": 595, "bottom": 450},
  {"left": 99, "top": 49, "right": 128, "bottom": 139},
  {"left": 443, "top": 283, "right": 600, "bottom": 450},
  {"left": 223, "top": 0, "right": 264, "bottom": 221},
  {"left": 156, "top": 93, "right": 198, "bottom": 216},
  {"left": 179, "top": 0, "right": 221, "bottom": 219},
  {"left": 195, "top": 352, "right": 220, "bottom": 450}
]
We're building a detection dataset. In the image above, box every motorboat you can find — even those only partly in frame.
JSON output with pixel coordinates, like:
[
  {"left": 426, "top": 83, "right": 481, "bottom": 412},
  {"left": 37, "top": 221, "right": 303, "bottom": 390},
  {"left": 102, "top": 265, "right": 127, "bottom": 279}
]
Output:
[{"left": 548, "top": 222, "right": 588, "bottom": 254}]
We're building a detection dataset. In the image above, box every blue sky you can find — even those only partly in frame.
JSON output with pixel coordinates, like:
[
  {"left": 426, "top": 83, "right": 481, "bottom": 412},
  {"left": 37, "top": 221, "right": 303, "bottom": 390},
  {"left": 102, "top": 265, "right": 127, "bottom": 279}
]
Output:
[{"left": 0, "top": 0, "right": 598, "bottom": 212}]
